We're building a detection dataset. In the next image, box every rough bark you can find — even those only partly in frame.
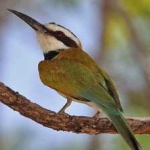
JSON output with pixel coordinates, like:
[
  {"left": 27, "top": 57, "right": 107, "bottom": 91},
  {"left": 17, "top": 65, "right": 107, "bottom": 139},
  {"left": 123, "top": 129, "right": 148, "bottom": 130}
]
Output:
[{"left": 0, "top": 82, "right": 149, "bottom": 134}]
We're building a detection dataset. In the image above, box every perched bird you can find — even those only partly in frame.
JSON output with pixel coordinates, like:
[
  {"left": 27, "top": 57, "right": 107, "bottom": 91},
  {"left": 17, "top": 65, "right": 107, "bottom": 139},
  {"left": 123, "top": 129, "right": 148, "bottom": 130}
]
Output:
[{"left": 8, "top": 9, "right": 142, "bottom": 150}]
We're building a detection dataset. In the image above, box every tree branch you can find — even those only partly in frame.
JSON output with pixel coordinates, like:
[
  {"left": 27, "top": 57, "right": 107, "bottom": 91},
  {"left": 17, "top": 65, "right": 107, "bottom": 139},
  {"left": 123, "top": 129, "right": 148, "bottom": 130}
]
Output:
[{"left": 0, "top": 81, "right": 149, "bottom": 134}]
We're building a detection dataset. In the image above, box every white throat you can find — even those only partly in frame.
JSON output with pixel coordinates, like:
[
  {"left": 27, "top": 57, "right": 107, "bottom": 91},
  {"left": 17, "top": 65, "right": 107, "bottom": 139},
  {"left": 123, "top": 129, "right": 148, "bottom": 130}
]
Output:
[{"left": 36, "top": 32, "right": 69, "bottom": 53}]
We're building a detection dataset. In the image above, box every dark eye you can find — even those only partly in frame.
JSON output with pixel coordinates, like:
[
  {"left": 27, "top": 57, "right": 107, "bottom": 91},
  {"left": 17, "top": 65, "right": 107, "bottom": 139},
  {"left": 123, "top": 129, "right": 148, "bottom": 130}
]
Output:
[{"left": 56, "top": 31, "right": 64, "bottom": 37}]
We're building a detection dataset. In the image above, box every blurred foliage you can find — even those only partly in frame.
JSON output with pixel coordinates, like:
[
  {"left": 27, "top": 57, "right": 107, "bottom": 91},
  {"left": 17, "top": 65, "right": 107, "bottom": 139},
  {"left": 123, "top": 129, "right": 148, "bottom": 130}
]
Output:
[
  {"left": 101, "top": 0, "right": 150, "bottom": 110},
  {"left": 45, "top": 0, "right": 80, "bottom": 6},
  {"left": 121, "top": 0, "right": 150, "bottom": 17},
  {"left": 102, "top": 13, "right": 130, "bottom": 49}
]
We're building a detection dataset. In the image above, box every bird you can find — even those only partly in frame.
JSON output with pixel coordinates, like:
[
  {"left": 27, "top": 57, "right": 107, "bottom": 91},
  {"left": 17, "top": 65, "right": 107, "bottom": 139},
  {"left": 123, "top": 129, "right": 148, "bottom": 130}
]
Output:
[{"left": 8, "top": 9, "right": 142, "bottom": 150}]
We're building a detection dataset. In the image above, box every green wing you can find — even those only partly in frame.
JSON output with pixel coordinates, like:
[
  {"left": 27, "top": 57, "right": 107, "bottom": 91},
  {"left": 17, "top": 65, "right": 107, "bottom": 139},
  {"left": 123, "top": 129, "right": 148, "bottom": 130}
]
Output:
[
  {"left": 39, "top": 58, "right": 120, "bottom": 112},
  {"left": 99, "top": 70, "right": 123, "bottom": 112}
]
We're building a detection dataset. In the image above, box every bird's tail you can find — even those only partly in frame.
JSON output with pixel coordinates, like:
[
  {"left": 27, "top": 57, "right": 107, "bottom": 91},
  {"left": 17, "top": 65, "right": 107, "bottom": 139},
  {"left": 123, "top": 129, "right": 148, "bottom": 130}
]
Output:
[{"left": 104, "top": 109, "right": 142, "bottom": 150}]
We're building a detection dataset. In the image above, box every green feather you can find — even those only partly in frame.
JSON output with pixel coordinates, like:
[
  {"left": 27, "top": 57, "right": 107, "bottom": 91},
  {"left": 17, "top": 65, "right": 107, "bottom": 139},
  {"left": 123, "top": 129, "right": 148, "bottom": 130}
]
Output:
[{"left": 39, "top": 48, "right": 142, "bottom": 150}]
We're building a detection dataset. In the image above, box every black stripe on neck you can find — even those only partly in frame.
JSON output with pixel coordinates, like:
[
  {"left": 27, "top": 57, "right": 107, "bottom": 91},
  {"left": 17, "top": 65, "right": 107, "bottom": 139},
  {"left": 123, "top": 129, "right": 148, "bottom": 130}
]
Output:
[{"left": 44, "top": 51, "right": 59, "bottom": 60}]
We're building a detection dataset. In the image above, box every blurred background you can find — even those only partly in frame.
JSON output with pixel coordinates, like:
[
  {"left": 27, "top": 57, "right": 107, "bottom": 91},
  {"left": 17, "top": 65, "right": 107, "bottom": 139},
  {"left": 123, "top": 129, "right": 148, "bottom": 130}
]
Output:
[{"left": 0, "top": 0, "right": 150, "bottom": 149}]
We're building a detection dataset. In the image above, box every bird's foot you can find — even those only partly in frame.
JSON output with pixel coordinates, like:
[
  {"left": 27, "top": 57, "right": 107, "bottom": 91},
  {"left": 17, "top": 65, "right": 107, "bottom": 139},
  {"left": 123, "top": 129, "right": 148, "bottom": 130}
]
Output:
[
  {"left": 92, "top": 111, "right": 100, "bottom": 120},
  {"left": 57, "top": 98, "right": 72, "bottom": 115}
]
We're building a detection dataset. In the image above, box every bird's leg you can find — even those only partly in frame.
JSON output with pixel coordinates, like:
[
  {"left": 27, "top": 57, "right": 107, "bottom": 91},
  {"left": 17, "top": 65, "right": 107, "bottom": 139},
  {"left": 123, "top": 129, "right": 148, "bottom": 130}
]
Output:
[
  {"left": 92, "top": 111, "right": 100, "bottom": 120},
  {"left": 58, "top": 98, "right": 72, "bottom": 114}
]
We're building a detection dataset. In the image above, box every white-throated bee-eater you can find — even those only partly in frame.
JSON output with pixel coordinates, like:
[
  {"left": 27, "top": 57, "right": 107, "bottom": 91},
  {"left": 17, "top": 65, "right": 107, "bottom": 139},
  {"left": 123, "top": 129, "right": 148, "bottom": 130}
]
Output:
[{"left": 8, "top": 9, "right": 142, "bottom": 150}]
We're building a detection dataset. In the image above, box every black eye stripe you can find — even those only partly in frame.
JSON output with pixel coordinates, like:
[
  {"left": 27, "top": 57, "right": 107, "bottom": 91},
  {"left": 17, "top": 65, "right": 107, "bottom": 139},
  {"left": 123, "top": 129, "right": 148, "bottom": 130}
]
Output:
[
  {"left": 55, "top": 31, "right": 64, "bottom": 37},
  {"left": 55, "top": 31, "right": 78, "bottom": 48},
  {"left": 45, "top": 28, "right": 78, "bottom": 48},
  {"left": 49, "top": 23, "right": 78, "bottom": 39}
]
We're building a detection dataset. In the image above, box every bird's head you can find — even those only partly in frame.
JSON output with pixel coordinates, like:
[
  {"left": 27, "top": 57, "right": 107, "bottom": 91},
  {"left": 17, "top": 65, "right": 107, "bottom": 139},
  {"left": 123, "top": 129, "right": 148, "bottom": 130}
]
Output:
[{"left": 8, "top": 9, "right": 82, "bottom": 56}]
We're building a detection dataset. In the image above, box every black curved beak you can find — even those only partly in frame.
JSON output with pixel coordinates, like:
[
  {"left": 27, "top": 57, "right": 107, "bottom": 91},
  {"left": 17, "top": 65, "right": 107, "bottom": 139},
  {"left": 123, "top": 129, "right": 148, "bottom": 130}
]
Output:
[{"left": 8, "top": 9, "right": 48, "bottom": 33}]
